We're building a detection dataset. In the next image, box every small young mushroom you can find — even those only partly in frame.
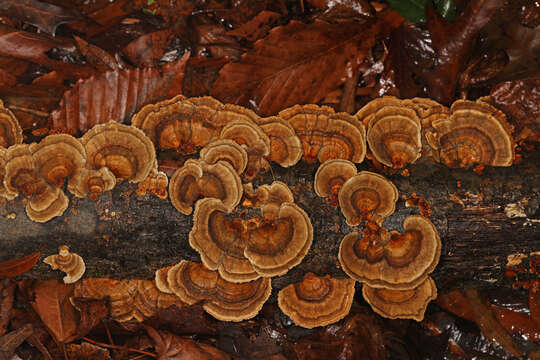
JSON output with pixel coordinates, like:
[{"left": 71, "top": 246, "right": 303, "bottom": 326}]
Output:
[
  {"left": 25, "top": 181, "right": 69, "bottom": 222},
  {"left": 169, "top": 159, "right": 242, "bottom": 215},
  {"left": 362, "top": 277, "right": 437, "bottom": 321},
  {"left": 427, "top": 99, "right": 515, "bottom": 168},
  {"left": 68, "top": 167, "right": 116, "bottom": 200},
  {"left": 278, "top": 273, "right": 356, "bottom": 328},
  {"left": 254, "top": 116, "right": 302, "bottom": 168},
  {"left": 280, "top": 104, "right": 366, "bottom": 163},
  {"left": 81, "top": 122, "right": 156, "bottom": 183},
  {"left": 199, "top": 139, "right": 248, "bottom": 175},
  {"left": 29, "top": 134, "right": 86, "bottom": 187},
  {"left": 339, "top": 215, "right": 441, "bottom": 290},
  {"left": 314, "top": 159, "right": 357, "bottom": 206},
  {"left": 0, "top": 99, "right": 23, "bottom": 148},
  {"left": 136, "top": 169, "right": 169, "bottom": 199},
  {"left": 44, "top": 245, "right": 86, "bottom": 284},
  {"left": 166, "top": 260, "right": 271, "bottom": 321},
  {"left": 338, "top": 171, "right": 398, "bottom": 225}
]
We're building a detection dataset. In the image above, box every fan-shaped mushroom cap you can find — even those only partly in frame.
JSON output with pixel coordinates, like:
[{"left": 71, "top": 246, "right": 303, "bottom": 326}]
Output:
[
  {"left": 155, "top": 265, "right": 174, "bottom": 294},
  {"left": 44, "top": 245, "right": 86, "bottom": 284},
  {"left": 366, "top": 106, "right": 422, "bottom": 168},
  {"left": 0, "top": 147, "right": 17, "bottom": 200},
  {"left": 256, "top": 181, "right": 294, "bottom": 219},
  {"left": 362, "top": 277, "right": 437, "bottom": 321},
  {"left": 81, "top": 122, "right": 156, "bottom": 183},
  {"left": 169, "top": 159, "right": 242, "bottom": 215},
  {"left": 278, "top": 273, "right": 356, "bottom": 328},
  {"left": 26, "top": 181, "right": 69, "bottom": 222},
  {"left": 355, "top": 96, "right": 405, "bottom": 125},
  {"left": 427, "top": 99, "right": 515, "bottom": 168},
  {"left": 134, "top": 280, "right": 184, "bottom": 320},
  {"left": 3, "top": 144, "right": 39, "bottom": 197},
  {"left": 0, "top": 99, "right": 23, "bottom": 148},
  {"left": 136, "top": 169, "right": 168, "bottom": 199},
  {"left": 338, "top": 171, "right": 398, "bottom": 226},
  {"left": 199, "top": 139, "right": 248, "bottom": 174},
  {"left": 131, "top": 94, "right": 186, "bottom": 129},
  {"left": 68, "top": 167, "right": 116, "bottom": 200},
  {"left": 167, "top": 260, "right": 271, "bottom": 321},
  {"left": 280, "top": 104, "right": 366, "bottom": 163},
  {"left": 29, "top": 134, "right": 86, "bottom": 187},
  {"left": 314, "top": 159, "right": 357, "bottom": 204},
  {"left": 219, "top": 119, "right": 270, "bottom": 179},
  {"left": 339, "top": 216, "right": 441, "bottom": 290},
  {"left": 255, "top": 116, "right": 302, "bottom": 167}
]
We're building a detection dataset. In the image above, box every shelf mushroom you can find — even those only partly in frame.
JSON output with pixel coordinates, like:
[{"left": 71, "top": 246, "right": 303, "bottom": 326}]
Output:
[
  {"left": 278, "top": 273, "right": 356, "bottom": 328},
  {"left": 339, "top": 215, "right": 441, "bottom": 290},
  {"left": 166, "top": 260, "right": 271, "bottom": 321},
  {"left": 0, "top": 99, "right": 23, "bottom": 148},
  {"left": 199, "top": 139, "right": 248, "bottom": 175},
  {"left": 314, "top": 159, "right": 358, "bottom": 206},
  {"left": 168, "top": 159, "right": 242, "bottom": 215},
  {"left": 3, "top": 144, "right": 40, "bottom": 198},
  {"left": 362, "top": 277, "right": 437, "bottom": 321},
  {"left": 68, "top": 167, "right": 116, "bottom": 200},
  {"left": 0, "top": 147, "right": 17, "bottom": 200},
  {"left": 254, "top": 116, "right": 302, "bottom": 168},
  {"left": 279, "top": 104, "right": 366, "bottom": 163},
  {"left": 44, "top": 245, "right": 86, "bottom": 284},
  {"left": 25, "top": 181, "right": 69, "bottom": 222}
]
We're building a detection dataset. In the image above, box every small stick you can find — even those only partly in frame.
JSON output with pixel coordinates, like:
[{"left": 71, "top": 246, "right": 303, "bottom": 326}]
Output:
[{"left": 82, "top": 337, "right": 157, "bottom": 358}]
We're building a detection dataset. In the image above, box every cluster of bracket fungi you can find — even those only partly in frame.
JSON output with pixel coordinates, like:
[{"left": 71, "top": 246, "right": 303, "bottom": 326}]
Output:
[{"left": 1, "top": 94, "right": 517, "bottom": 327}]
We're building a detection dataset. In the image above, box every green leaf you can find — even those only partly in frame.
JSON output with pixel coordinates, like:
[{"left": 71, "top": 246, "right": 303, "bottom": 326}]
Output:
[
  {"left": 386, "top": 0, "right": 429, "bottom": 23},
  {"left": 147, "top": 0, "right": 155, "bottom": 5},
  {"left": 436, "top": 0, "right": 456, "bottom": 21}
]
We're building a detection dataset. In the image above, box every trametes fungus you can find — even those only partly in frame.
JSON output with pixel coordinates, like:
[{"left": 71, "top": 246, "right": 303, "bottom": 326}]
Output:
[
  {"left": 0, "top": 147, "right": 17, "bottom": 200},
  {"left": 362, "top": 277, "right": 437, "bottom": 321},
  {"left": 136, "top": 169, "right": 169, "bottom": 199},
  {"left": 426, "top": 99, "right": 515, "bottom": 168},
  {"left": 254, "top": 116, "right": 302, "bottom": 168},
  {"left": 169, "top": 159, "right": 242, "bottom": 215},
  {"left": 199, "top": 139, "right": 248, "bottom": 174},
  {"left": 134, "top": 280, "right": 184, "bottom": 320},
  {"left": 279, "top": 104, "right": 366, "bottom": 163},
  {"left": 256, "top": 181, "right": 294, "bottom": 220},
  {"left": 277, "top": 273, "right": 356, "bottom": 328},
  {"left": 44, "top": 245, "right": 86, "bottom": 284},
  {"left": 189, "top": 193, "right": 313, "bottom": 282},
  {"left": 339, "top": 215, "right": 441, "bottom": 290},
  {"left": 314, "top": 159, "right": 357, "bottom": 206},
  {"left": 81, "top": 122, "right": 156, "bottom": 183},
  {"left": 338, "top": 171, "right": 398, "bottom": 225},
  {"left": 29, "top": 134, "right": 86, "bottom": 187},
  {"left": 166, "top": 260, "right": 271, "bottom": 321},
  {"left": 0, "top": 99, "right": 23, "bottom": 148},
  {"left": 3, "top": 144, "right": 41, "bottom": 198},
  {"left": 25, "top": 181, "right": 69, "bottom": 222},
  {"left": 219, "top": 119, "right": 270, "bottom": 179},
  {"left": 68, "top": 167, "right": 116, "bottom": 200}
]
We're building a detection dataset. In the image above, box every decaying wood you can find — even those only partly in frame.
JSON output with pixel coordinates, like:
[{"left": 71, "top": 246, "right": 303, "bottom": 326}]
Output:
[{"left": 1, "top": 149, "right": 539, "bottom": 296}]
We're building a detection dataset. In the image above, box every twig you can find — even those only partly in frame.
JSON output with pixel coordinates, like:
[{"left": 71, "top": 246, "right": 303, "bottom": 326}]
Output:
[{"left": 82, "top": 337, "right": 157, "bottom": 358}]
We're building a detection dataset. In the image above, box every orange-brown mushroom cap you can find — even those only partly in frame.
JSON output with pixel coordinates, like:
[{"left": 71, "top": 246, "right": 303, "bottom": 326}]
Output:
[
  {"left": 280, "top": 104, "right": 366, "bottom": 163},
  {"left": 169, "top": 159, "right": 242, "bottom": 215},
  {"left": 338, "top": 171, "right": 398, "bottom": 226},
  {"left": 355, "top": 96, "right": 405, "bottom": 127},
  {"left": 362, "top": 276, "right": 437, "bottom": 321},
  {"left": 167, "top": 260, "right": 271, "bottom": 321},
  {"left": 136, "top": 169, "right": 168, "bottom": 199},
  {"left": 67, "top": 167, "right": 116, "bottom": 200},
  {"left": 314, "top": 159, "right": 357, "bottom": 200},
  {"left": 199, "top": 139, "right": 248, "bottom": 174},
  {"left": 81, "top": 122, "right": 156, "bottom": 183},
  {"left": 3, "top": 144, "right": 40, "bottom": 198},
  {"left": 256, "top": 181, "right": 294, "bottom": 219},
  {"left": 154, "top": 265, "right": 174, "bottom": 294},
  {"left": 0, "top": 99, "right": 23, "bottom": 148},
  {"left": 26, "top": 181, "right": 69, "bottom": 222},
  {"left": 0, "top": 146, "right": 17, "bottom": 200},
  {"left": 29, "top": 134, "right": 86, "bottom": 187},
  {"left": 255, "top": 116, "right": 302, "bottom": 167},
  {"left": 339, "top": 215, "right": 441, "bottom": 290},
  {"left": 278, "top": 273, "right": 356, "bottom": 328},
  {"left": 428, "top": 99, "right": 515, "bottom": 168},
  {"left": 43, "top": 245, "right": 86, "bottom": 284}
]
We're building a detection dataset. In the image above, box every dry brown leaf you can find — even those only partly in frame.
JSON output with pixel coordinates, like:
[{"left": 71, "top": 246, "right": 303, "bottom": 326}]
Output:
[
  {"left": 66, "top": 342, "right": 111, "bottom": 360},
  {"left": 0, "top": 279, "right": 15, "bottom": 336},
  {"left": 49, "top": 52, "right": 190, "bottom": 135},
  {"left": 74, "top": 36, "right": 119, "bottom": 72},
  {"left": 122, "top": 29, "right": 174, "bottom": 67},
  {"left": 226, "top": 11, "right": 281, "bottom": 42},
  {"left": 0, "top": 323, "right": 33, "bottom": 360},
  {"left": 0, "top": 251, "right": 40, "bottom": 278}
]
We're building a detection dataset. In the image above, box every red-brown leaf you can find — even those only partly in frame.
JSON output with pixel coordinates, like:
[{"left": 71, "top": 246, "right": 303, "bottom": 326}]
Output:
[
  {"left": 211, "top": 11, "right": 402, "bottom": 116},
  {"left": 122, "top": 29, "right": 174, "bottom": 67},
  {"left": 66, "top": 342, "right": 111, "bottom": 360},
  {"left": 226, "top": 11, "right": 281, "bottom": 42},
  {"left": 0, "top": 251, "right": 40, "bottom": 278},
  {"left": 0, "top": 279, "right": 15, "bottom": 335},
  {"left": 49, "top": 51, "right": 190, "bottom": 135},
  {"left": 74, "top": 36, "right": 119, "bottom": 72}
]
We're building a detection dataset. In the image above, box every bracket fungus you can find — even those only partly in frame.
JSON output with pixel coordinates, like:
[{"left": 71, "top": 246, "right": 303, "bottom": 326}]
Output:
[
  {"left": 426, "top": 99, "right": 515, "bottom": 168},
  {"left": 3, "top": 144, "right": 39, "bottom": 198},
  {"left": 68, "top": 167, "right": 116, "bottom": 200},
  {"left": 277, "top": 273, "right": 356, "bottom": 328},
  {"left": 81, "top": 122, "right": 156, "bottom": 183},
  {"left": 136, "top": 169, "right": 169, "bottom": 199},
  {"left": 189, "top": 195, "right": 313, "bottom": 283},
  {"left": 0, "top": 99, "right": 23, "bottom": 148},
  {"left": 362, "top": 277, "right": 437, "bottom": 321},
  {"left": 199, "top": 139, "right": 248, "bottom": 175},
  {"left": 0, "top": 146, "right": 17, "bottom": 200},
  {"left": 29, "top": 134, "right": 86, "bottom": 187},
  {"left": 279, "top": 104, "right": 366, "bottom": 163},
  {"left": 26, "top": 181, "right": 69, "bottom": 222},
  {"left": 339, "top": 215, "right": 441, "bottom": 290},
  {"left": 314, "top": 159, "right": 357, "bottom": 206},
  {"left": 169, "top": 159, "right": 242, "bottom": 215},
  {"left": 166, "top": 260, "right": 271, "bottom": 321},
  {"left": 338, "top": 171, "right": 398, "bottom": 225},
  {"left": 254, "top": 116, "right": 302, "bottom": 168},
  {"left": 44, "top": 245, "right": 86, "bottom": 284}
]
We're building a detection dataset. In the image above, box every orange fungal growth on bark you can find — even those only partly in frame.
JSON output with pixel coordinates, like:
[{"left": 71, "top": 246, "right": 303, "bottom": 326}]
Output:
[{"left": 44, "top": 245, "right": 86, "bottom": 284}]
